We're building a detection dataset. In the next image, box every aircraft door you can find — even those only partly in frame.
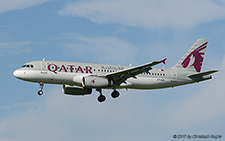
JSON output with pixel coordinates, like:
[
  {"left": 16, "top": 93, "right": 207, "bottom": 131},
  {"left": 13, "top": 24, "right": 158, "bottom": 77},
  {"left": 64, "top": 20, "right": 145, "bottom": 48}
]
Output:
[
  {"left": 40, "top": 60, "right": 54, "bottom": 82},
  {"left": 40, "top": 60, "right": 47, "bottom": 74},
  {"left": 170, "top": 70, "right": 177, "bottom": 80}
]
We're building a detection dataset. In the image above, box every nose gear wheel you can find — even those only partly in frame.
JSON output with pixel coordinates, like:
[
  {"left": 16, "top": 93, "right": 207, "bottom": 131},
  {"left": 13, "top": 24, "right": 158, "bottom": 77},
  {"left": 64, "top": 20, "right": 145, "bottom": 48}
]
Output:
[{"left": 38, "top": 82, "right": 44, "bottom": 95}]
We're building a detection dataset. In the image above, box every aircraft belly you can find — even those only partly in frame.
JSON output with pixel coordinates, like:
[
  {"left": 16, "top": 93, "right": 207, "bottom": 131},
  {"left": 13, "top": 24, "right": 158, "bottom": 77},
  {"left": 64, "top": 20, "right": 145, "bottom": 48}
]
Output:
[
  {"left": 126, "top": 77, "right": 173, "bottom": 89},
  {"left": 50, "top": 73, "right": 75, "bottom": 84},
  {"left": 124, "top": 77, "right": 194, "bottom": 89}
]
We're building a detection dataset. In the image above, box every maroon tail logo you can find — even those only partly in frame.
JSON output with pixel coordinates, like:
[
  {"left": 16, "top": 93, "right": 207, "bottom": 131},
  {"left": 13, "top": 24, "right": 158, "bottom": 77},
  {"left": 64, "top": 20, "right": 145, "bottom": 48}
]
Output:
[{"left": 181, "top": 42, "right": 207, "bottom": 72}]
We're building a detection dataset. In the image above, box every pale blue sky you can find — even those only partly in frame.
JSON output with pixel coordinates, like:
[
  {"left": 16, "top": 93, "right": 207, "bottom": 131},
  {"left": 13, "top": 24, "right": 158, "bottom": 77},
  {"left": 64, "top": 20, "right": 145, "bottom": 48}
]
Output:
[{"left": 0, "top": 0, "right": 225, "bottom": 140}]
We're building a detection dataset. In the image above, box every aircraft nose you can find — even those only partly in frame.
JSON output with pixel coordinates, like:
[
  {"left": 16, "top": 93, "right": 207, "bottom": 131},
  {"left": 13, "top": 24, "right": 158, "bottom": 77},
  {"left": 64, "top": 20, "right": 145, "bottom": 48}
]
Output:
[{"left": 13, "top": 70, "right": 22, "bottom": 78}]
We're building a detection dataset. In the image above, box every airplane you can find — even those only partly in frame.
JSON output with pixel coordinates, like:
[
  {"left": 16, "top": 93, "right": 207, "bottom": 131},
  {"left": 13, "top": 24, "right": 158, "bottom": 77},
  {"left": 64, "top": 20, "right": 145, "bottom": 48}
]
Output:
[{"left": 13, "top": 39, "right": 218, "bottom": 102}]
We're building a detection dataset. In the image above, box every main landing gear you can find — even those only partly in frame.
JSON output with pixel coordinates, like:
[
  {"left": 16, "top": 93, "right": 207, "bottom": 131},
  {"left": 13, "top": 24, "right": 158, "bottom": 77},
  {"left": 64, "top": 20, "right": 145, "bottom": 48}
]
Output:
[
  {"left": 96, "top": 89, "right": 120, "bottom": 103},
  {"left": 38, "top": 82, "right": 44, "bottom": 95},
  {"left": 111, "top": 90, "right": 120, "bottom": 98},
  {"left": 96, "top": 89, "right": 106, "bottom": 102}
]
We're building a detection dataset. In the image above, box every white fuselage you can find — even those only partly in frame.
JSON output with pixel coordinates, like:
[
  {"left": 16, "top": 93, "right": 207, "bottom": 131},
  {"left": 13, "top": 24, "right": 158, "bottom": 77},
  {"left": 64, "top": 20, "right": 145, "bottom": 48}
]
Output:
[{"left": 13, "top": 60, "right": 207, "bottom": 90}]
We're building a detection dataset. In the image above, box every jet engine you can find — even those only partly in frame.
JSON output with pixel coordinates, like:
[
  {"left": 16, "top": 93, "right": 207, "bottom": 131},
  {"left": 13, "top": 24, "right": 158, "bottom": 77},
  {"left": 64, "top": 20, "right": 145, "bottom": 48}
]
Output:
[
  {"left": 73, "top": 74, "right": 87, "bottom": 87},
  {"left": 63, "top": 85, "right": 92, "bottom": 95},
  {"left": 82, "top": 76, "right": 112, "bottom": 88}
]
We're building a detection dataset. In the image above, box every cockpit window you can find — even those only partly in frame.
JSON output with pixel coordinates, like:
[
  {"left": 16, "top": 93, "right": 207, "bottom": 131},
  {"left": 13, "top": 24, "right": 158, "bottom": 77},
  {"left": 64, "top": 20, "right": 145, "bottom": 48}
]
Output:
[{"left": 21, "top": 64, "right": 34, "bottom": 68}]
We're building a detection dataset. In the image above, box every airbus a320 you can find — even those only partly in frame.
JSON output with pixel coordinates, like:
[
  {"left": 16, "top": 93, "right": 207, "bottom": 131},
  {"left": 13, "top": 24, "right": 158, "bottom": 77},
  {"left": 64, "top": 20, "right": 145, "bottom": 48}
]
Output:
[{"left": 13, "top": 39, "right": 218, "bottom": 102}]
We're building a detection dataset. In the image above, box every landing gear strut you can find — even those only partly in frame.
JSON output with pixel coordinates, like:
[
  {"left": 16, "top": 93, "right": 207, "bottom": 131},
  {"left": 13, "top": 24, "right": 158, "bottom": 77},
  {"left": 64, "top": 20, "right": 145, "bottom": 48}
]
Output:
[
  {"left": 38, "top": 82, "right": 44, "bottom": 95},
  {"left": 96, "top": 89, "right": 106, "bottom": 102}
]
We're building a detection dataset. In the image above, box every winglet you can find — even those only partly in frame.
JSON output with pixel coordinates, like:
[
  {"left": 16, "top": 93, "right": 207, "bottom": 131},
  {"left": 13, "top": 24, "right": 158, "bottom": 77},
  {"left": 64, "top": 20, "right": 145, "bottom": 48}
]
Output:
[{"left": 161, "top": 58, "right": 167, "bottom": 64}]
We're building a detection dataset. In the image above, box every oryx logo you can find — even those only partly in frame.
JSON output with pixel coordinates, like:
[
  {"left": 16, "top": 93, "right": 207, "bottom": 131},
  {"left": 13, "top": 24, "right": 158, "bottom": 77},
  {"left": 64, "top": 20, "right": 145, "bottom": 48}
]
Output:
[
  {"left": 91, "top": 79, "right": 96, "bottom": 84},
  {"left": 181, "top": 42, "right": 207, "bottom": 72}
]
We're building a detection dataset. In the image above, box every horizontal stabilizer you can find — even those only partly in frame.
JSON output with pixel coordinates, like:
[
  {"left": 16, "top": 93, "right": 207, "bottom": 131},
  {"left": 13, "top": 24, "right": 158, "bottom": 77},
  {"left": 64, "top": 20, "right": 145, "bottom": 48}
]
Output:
[{"left": 188, "top": 70, "right": 218, "bottom": 78}]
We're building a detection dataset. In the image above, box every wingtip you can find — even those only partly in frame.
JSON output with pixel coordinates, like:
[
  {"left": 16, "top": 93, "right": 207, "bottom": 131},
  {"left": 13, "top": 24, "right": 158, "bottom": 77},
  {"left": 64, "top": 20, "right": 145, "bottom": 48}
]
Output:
[
  {"left": 161, "top": 58, "right": 167, "bottom": 64},
  {"left": 213, "top": 70, "right": 219, "bottom": 73}
]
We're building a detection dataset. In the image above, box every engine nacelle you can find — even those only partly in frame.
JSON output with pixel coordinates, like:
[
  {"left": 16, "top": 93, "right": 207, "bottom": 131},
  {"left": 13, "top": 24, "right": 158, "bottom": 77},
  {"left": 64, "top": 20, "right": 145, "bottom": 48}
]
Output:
[
  {"left": 73, "top": 74, "right": 86, "bottom": 87},
  {"left": 82, "top": 76, "right": 112, "bottom": 88},
  {"left": 63, "top": 85, "right": 92, "bottom": 95}
]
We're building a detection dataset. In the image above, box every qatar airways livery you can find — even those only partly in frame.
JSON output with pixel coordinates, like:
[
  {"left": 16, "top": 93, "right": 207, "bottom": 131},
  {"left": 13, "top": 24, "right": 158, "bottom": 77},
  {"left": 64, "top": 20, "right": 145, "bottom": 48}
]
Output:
[{"left": 13, "top": 39, "right": 218, "bottom": 102}]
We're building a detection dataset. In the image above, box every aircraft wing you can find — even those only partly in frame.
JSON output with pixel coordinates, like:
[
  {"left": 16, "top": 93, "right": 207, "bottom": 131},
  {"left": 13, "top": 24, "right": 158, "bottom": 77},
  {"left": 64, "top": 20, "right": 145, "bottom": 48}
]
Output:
[{"left": 105, "top": 58, "right": 167, "bottom": 85}]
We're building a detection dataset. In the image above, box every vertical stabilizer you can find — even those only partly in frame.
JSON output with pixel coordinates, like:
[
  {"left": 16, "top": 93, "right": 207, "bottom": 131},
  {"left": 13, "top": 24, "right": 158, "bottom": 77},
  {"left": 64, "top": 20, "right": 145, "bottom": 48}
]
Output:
[{"left": 172, "top": 39, "right": 208, "bottom": 72}]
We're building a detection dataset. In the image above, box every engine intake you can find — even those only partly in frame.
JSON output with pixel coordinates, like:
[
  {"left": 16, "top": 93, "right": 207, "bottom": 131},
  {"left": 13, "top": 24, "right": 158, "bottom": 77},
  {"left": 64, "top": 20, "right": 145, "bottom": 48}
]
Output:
[{"left": 63, "top": 85, "right": 92, "bottom": 95}]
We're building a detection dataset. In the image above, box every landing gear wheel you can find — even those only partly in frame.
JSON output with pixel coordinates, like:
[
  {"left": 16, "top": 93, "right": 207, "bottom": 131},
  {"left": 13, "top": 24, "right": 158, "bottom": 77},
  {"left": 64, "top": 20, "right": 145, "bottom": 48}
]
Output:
[
  {"left": 38, "top": 90, "right": 43, "bottom": 95},
  {"left": 111, "top": 90, "right": 120, "bottom": 98},
  {"left": 97, "top": 95, "right": 106, "bottom": 102},
  {"left": 38, "top": 82, "right": 44, "bottom": 96},
  {"left": 96, "top": 89, "right": 106, "bottom": 103}
]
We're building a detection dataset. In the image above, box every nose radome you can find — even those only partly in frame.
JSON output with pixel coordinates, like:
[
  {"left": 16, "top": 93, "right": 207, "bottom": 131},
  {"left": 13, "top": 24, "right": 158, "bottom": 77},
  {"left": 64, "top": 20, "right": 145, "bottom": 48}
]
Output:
[
  {"left": 13, "top": 70, "right": 22, "bottom": 78},
  {"left": 13, "top": 70, "right": 18, "bottom": 77}
]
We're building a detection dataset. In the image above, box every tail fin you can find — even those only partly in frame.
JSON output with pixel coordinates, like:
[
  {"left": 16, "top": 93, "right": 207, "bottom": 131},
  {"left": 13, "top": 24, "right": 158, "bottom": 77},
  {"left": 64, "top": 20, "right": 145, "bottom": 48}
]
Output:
[{"left": 172, "top": 39, "right": 208, "bottom": 72}]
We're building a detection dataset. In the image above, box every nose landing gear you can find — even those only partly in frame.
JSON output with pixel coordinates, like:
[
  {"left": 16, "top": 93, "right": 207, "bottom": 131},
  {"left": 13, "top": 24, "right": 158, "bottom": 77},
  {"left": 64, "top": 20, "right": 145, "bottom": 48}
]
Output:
[
  {"left": 38, "top": 90, "right": 43, "bottom": 95},
  {"left": 38, "top": 82, "right": 44, "bottom": 95}
]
